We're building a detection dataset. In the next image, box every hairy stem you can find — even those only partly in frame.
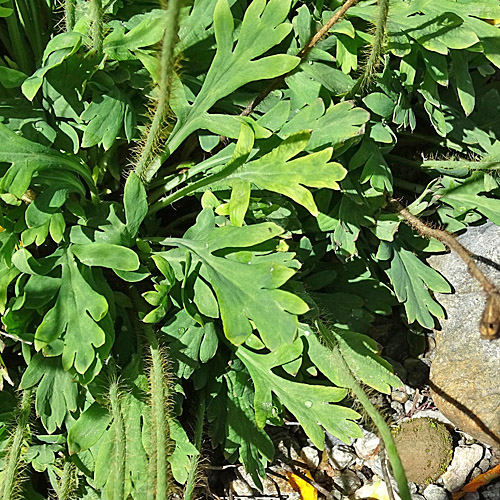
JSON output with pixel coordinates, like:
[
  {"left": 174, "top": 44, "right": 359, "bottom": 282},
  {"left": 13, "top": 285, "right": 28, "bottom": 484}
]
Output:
[
  {"left": 108, "top": 377, "right": 126, "bottom": 500},
  {"left": 56, "top": 461, "right": 76, "bottom": 500},
  {"left": 389, "top": 199, "right": 497, "bottom": 295},
  {"left": 0, "top": 389, "right": 33, "bottom": 500},
  {"left": 65, "top": 0, "right": 76, "bottom": 31},
  {"left": 183, "top": 392, "right": 205, "bottom": 500},
  {"left": 389, "top": 198, "right": 500, "bottom": 339},
  {"left": 316, "top": 321, "right": 411, "bottom": 500},
  {"left": 355, "top": 0, "right": 390, "bottom": 93},
  {"left": 134, "top": 0, "right": 181, "bottom": 183},
  {"left": 146, "top": 327, "right": 172, "bottom": 500},
  {"left": 89, "top": 0, "right": 104, "bottom": 53}
]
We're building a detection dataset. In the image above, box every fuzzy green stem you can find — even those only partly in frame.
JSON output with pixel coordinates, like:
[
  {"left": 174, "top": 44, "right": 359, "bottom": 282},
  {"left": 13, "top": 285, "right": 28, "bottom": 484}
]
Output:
[
  {"left": 65, "top": 0, "right": 76, "bottom": 31},
  {"left": 350, "top": 0, "right": 389, "bottom": 96},
  {"left": 56, "top": 461, "right": 75, "bottom": 500},
  {"left": 90, "top": 0, "right": 104, "bottom": 53},
  {"left": 109, "top": 378, "right": 126, "bottom": 500},
  {"left": 134, "top": 0, "right": 181, "bottom": 184},
  {"left": 146, "top": 327, "right": 171, "bottom": 500},
  {"left": 183, "top": 393, "right": 205, "bottom": 500},
  {"left": 0, "top": 389, "right": 33, "bottom": 500},
  {"left": 316, "top": 321, "right": 411, "bottom": 500}
]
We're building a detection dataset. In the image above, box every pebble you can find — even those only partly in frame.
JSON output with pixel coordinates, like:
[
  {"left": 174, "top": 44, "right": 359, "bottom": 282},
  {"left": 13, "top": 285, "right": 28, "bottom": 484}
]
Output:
[
  {"left": 330, "top": 446, "right": 356, "bottom": 470},
  {"left": 354, "top": 478, "right": 401, "bottom": 500},
  {"left": 423, "top": 484, "right": 448, "bottom": 500},
  {"left": 392, "top": 389, "right": 409, "bottom": 403},
  {"left": 300, "top": 446, "right": 320, "bottom": 469},
  {"left": 353, "top": 432, "right": 380, "bottom": 461},
  {"left": 480, "top": 481, "right": 500, "bottom": 499},
  {"left": 332, "top": 469, "right": 361, "bottom": 495},
  {"left": 442, "top": 444, "right": 484, "bottom": 492}
]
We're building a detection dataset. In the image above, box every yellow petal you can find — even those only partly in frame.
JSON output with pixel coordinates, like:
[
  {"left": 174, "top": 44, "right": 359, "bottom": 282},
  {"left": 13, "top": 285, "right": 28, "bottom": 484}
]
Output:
[{"left": 286, "top": 470, "right": 318, "bottom": 500}]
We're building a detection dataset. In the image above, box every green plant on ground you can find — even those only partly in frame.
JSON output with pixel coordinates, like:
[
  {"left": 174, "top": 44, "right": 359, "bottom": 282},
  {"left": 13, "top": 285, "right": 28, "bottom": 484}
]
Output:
[{"left": 0, "top": 0, "right": 500, "bottom": 499}]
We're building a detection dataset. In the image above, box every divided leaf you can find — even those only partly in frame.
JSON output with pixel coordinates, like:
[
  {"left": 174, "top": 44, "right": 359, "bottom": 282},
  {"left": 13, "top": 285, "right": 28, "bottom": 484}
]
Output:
[
  {"left": 34, "top": 248, "right": 112, "bottom": 375},
  {"left": 237, "top": 340, "right": 362, "bottom": 448},
  {"left": 378, "top": 241, "right": 451, "bottom": 329},
  {"left": 160, "top": 209, "right": 308, "bottom": 350},
  {"left": 156, "top": 0, "right": 300, "bottom": 170}
]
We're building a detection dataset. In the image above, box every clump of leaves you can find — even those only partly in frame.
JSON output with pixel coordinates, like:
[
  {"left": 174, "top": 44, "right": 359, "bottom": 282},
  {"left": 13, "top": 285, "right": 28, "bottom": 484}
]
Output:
[{"left": 1, "top": 0, "right": 500, "bottom": 499}]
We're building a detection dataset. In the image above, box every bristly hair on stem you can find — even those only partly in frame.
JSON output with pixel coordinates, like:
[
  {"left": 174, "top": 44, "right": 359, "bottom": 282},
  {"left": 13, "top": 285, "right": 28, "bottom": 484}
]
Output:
[
  {"left": 133, "top": 0, "right": 182, "bottom": 184},
  {"left": 65, "top": 0, "right": 76, "bottom": 31},
  {"left": 89, "top": 0, "right": 104, "bottom": 53},
  {"left": 348, "top": 0, "right": 390, "bottom": 97},
  {"left": 145, "top": 326, "right": 174, "bottom": 500},
  {"left": 0, "top": 389, "right": 33, "bottom": 500}
]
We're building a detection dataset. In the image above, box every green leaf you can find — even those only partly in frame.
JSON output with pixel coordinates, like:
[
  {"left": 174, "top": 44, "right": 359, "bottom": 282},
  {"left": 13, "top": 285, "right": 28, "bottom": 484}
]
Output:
[
  {"left": 160, "top": 209, "right": 308, "bottom": 349},
  {"left": 22, "top": 32, "right": 83, "bottom": 100},
  {"left": 237, "top": 340, "right": 362, "bottom": 448},
  {"left": 104, "top": 10, "right": 167, "bottom": 60},
  {"left": 222, "top": 364, "right": 274, "bottom": 489},
  {"left": 363, "top": 92, "right": 395, "bottom": 118},
  {"left": 19, "top": 354, "right": 78, "bottom": 433},
  {"left": 124, "top": 173, "right": 148, "bottom": 238},
  {"left": 439, "top": 176, "right": 500, "bottom": 225},
  {"left": 72, "top": 243, "right": 140, "bottom": 271},
  {"left": 379, "top": 241, "right": 451, "bottom": 329},
  {"left": 306, "top": 331, "right": 401, "bottom": 394},
  {"left": 34, "top": 249, "right": 110, "bottom": 375},
  {"left": 81, "top": 89, "right": 132, "bottom": 150},
  {"left": 67, "top": 402, "right": 111, "bottom": 454},
  {"left": 451, "top": 51, "right": 475, "bottom": 116},
  {"left": 225, "top": 131, "right": 346, "bottom": 216},
  {"left": 279, "top": 100, "right": 369, "bottom": 151},
  {"left": 0, "top": 123, "right": 94, "bottom": 198},
  {"left": 155, "top": 0, "right": 300, "bottom": 172},
  {"left": 168, "top": 419, "right": 199, "bottom": 484}
]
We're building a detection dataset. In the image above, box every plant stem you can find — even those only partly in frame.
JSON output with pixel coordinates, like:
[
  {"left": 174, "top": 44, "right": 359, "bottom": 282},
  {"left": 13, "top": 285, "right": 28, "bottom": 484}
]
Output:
[
  {"left": 389, "top": 198, "right": 500, "bottom": 339},
  {"left": 0, "top": 389, "right": 33, "bottom": 500},
  {"left": 183, "top": 392, "right": 205, "bottom": 500},
  {"left": 90, "top": 0, "right": 104, "bottom": 53},
  {"left": 57, "top": 461, "right": 76, "bottom": 500},
  {"left": 316, "top": 321, "right": 412, "bottom": 500},
  {"left": 388, "top": 199, "right": 497, "bottom": 296},
  {"left": 109, "top": 378, "right": 126, "bottom": 500},
  {"left": 353, "top": 0, "right": 390, "bottom": 94},
  {"left": 146, "top": 327, "right": 171, "bottom": 500},
  {"left": 134, "top": 0, "right": 181, "bottom": 183},
  {"left": 240, "top": 0, "right": 358, "bottom": 117},
  {"left": 65, "top": 0, "right": 75, "bottom": 31}
]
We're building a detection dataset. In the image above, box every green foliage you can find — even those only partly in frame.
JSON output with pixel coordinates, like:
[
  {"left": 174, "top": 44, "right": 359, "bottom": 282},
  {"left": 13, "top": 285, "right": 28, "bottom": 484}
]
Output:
[{"left": 0, "top": 0, "right": 500, "bottom": 498}]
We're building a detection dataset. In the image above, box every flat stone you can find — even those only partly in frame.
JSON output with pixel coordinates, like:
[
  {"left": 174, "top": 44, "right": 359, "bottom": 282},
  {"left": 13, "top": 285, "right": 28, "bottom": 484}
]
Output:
[
  {"left": 329, "top": 446, "right": 356, "bottom": 470},
  {"left": 353, "top": 431, "right": 380, "bottom": 461},
  {"left": 428, "top": 222, "right": 500, "bottom": 448},
  {"left": 423, "top": 484, "right": 449, "bottom": 500},
  {"left": 441, "top": 444, "right": 484, "bottom": 492}
]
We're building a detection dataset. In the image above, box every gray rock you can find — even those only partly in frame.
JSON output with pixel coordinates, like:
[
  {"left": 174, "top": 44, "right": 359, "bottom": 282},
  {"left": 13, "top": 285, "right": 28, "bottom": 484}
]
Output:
[
  {"left": 411, "top": 495, "right": 425, "bottom": 500},
  {"left": 329, "top": 446, "right": 356, "bottom": 470},
  {"left": 481, "top": 481, "right": 500, "bottom": 499},
  {"left": 441, "top": 444, "right": 484, "bottom": 492},
  {"left": 463, "top": 493, "right": 480, "bottom": 500},
  {"left": 423, "top": 484, "right": 448, "bottom": 500},
  {"left": 428, "top": 222, "right": 500, "bottom": 448},
  {"left": 300, "top": 446, "right": 320, "bottom": 469},
  {"left": 353, "top": 432, "right": 380, "bottom": 460},
  {"left": 332, "top": 469, "right": 361, "bottom": 495}
]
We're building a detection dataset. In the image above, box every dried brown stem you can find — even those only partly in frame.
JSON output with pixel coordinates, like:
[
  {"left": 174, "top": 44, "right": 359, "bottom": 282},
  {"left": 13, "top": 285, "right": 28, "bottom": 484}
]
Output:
[
  {"left": 389, "top": 198, "right": 500, "bottom": 339},
  {"left": 240, "top": 0, "right": 358, "bottom": 117}
]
